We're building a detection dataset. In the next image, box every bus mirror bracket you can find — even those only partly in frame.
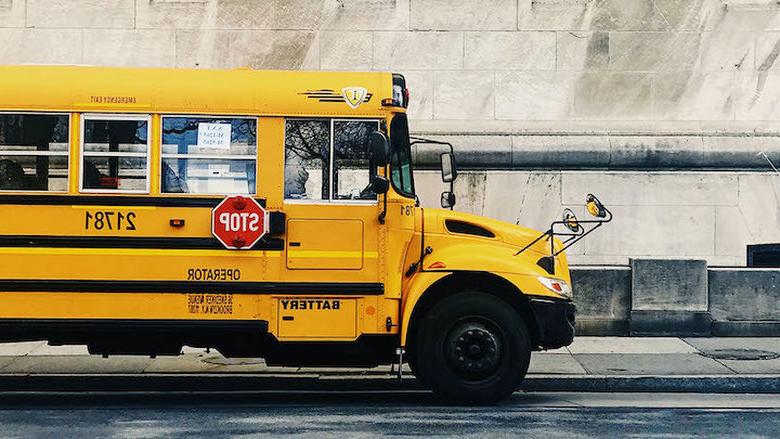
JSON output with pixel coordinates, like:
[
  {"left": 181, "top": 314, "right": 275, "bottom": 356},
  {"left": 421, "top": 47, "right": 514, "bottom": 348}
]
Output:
[
  {"left": 515, "top": 193, "right": 613, "bottom": 260},
  {"left": 409, "top": 137, "right": 458, "bottom": 211}
]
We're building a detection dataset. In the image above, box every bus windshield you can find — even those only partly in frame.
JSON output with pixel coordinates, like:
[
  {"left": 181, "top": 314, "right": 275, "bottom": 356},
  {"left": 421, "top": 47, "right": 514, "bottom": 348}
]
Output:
[{"left": 390, "top": 114, "right": 415, "bottom": 197}]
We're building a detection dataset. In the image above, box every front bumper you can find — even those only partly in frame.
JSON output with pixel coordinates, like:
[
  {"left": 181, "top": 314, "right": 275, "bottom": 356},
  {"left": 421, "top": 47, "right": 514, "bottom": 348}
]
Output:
[{"left": 527, "top": 295, "right": 576, "bottom": 350}]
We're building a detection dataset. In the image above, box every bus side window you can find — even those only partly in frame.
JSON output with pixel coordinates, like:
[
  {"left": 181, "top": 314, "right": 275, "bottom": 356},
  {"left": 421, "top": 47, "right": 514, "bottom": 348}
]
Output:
[
  {"left": 333, "top": 120, "right": 379, "bottom": 201},
  {"left": 81, "top": 116, "right": 149, "bottom": 193},
  {"left": 284, "top": 119, "right": 330, "bottom": 200},
  {"left": 161, "top": 116, "right": 257, "bottom": 195},
  {"left": 0, "top": 113, "right": 69, "bottom": 192}
]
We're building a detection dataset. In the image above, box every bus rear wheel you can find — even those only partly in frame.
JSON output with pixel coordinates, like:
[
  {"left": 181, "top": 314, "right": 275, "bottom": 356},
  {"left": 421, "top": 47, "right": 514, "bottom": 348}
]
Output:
[{"left": 412, "top": 291, "right": 531, "bottom": 404}]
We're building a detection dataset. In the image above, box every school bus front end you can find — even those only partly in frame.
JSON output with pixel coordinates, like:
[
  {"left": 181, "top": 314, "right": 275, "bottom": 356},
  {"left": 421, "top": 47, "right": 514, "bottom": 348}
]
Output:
[{"left": 0, "top": 65, "right": 607, "bottom": 404}]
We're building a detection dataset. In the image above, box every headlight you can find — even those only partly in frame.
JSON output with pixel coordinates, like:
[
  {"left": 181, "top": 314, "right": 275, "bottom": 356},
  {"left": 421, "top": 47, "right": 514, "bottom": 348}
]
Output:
[{"left": 537, "top": 276, "right": 572, "bottom": 299}]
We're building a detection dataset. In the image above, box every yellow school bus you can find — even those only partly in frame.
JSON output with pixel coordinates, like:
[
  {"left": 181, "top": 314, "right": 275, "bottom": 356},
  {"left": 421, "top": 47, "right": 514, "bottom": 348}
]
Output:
[{"left": 0, "top": 65, "right": 609, "bottom": 403}]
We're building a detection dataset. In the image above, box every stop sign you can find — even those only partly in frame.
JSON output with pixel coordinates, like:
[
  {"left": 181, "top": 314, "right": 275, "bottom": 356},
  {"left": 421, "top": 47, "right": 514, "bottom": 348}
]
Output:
[{"left": 212, "top": 195, "right": 268, "bottom": 249}]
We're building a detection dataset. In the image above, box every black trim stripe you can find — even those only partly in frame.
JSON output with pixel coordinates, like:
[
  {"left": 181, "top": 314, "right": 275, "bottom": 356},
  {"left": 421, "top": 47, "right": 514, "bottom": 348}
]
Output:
[
  {"left": 0, "top": 236, "right": 284, "bottom": 251},
  {"left": 0, "top": 195, "right": 266, "bottom": 208},
  {"left": 0, "top": 319, "right": 268, "bottom": 332},
  {"left": 0, "top": 280, "right": 385, "bottom": 295}
]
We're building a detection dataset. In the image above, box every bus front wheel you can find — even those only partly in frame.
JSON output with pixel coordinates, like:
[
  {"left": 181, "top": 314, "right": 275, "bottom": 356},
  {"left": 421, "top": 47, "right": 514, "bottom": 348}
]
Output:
[{"left": 412, "top": 291, "right": 531, "bottom": 404}]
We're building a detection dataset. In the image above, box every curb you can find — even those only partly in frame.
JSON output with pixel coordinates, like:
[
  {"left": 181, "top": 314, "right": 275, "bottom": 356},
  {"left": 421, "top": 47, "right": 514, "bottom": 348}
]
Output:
[
  {"left": 522, "top": 375, "right": 780, "bottom": 393},
  {"left": 0, "top": 374, "right": 777, "bottom": 394}
]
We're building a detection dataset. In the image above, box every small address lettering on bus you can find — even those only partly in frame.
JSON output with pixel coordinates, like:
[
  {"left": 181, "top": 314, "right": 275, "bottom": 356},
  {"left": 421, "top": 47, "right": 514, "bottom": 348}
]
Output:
[
  {"left": 187, "top": 268, "right": 241, "bottom": 281},
  {"left": 188, "top": 293, "right": 233, "bottom": 315},
  {"left": 280, "top": 299, "right": 341, "bottom": 311}
]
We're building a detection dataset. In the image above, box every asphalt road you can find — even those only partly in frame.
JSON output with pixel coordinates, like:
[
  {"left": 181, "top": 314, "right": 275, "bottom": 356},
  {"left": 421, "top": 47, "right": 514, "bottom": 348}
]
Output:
[{"left": 0, "top": 391, "right": 779, "bottom": 438}]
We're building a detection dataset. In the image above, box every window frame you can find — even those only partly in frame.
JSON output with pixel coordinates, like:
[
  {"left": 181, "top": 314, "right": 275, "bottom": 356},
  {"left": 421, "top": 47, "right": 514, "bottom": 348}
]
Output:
[
  {"left": 79, "top": 113, "right": 151, "bottom": 194},
  {"left": 283, "top": 117, "right": 381, "bottom": 206},
  {"left": 159, "top": 114, "right": 259, "bottom": 196},
  {"left": 0, "top": 111, "right": 71, "bottom": 194}
]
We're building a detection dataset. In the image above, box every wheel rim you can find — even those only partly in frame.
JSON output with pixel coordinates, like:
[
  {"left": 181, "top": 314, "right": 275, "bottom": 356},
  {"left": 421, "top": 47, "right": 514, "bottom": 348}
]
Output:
[{"left": 443, "top": 318, "right": 504, "bottom": 382}]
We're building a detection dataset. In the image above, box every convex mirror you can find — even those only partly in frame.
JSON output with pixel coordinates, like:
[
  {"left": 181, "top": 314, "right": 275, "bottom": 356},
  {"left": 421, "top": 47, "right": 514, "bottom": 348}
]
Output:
[
  {"left": 562, "top": 208, "right": 580, "bottom": 232},
  {"left": 586, "top": 194, "right": 607, "bottom": 218},
  {"left": 441, "top": 191, "right": 456, "bottom": 209},
  {"left": 367, "top": 132, "right": 390, "bottom": 194},
  {"left": 369, "top": 131, "right": 389, "bottom": 167},
  {"left": 370, "top": 176, "right": 389, "bottom": 194}
]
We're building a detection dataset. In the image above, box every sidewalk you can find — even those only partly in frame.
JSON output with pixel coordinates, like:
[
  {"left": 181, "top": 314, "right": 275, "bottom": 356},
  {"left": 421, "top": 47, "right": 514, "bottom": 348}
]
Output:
[{"left": 0, "top": 337, "right": 778, "bottom": 393}]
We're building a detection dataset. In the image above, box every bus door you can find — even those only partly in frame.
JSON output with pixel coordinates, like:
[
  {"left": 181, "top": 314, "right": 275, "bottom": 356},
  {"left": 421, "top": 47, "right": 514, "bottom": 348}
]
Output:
[
  {"left": 282, "top": 118, "right": 381, "bottom": 272},
  {"left": 279, "top": 118, "right": 383, "bottom": 338}
]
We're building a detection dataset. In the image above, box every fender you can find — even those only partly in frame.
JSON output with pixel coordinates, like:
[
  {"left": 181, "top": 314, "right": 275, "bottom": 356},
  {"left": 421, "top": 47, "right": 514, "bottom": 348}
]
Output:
[
  {"left": 400, "top": 271, "right": 448, "bottom": 346},
  {"left": 400, "top": 241, "right": 570, "bottom": 346}
]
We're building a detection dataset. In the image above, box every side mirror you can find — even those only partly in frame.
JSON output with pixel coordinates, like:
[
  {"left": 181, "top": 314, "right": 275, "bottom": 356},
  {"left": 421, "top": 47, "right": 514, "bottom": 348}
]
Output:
[
  {"left": 441, "top": 152, "right": 457, "bottom": 183},
  {"left": 369, "top": 131, "right": 389, "bottom": 167},
  {"left": 370, "top": 175, "right": 390, "bottom": 194},
  {"left": 441, "top": 191, "right": 456, "bottom": 209},
  {"left": 586, "top": 194, "right": 607, "bottom": 218},
  {"left": 562, "top": 208, "right": 581, "bottom": 232},
  {"left": 367, "top": 131, "right": 389, "bottom": 195}
]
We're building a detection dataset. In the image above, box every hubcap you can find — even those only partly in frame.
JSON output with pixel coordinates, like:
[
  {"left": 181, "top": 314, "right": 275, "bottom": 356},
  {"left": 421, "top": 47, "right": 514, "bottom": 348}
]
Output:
[{"left": 445, "top": 321, "right": 503, "bottom": 381}]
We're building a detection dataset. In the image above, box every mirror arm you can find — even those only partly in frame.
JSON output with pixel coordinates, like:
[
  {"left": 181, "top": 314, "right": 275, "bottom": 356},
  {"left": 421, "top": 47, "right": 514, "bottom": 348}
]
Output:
[
  {"left": 448, "top": 178, "right": 454, "bottom": 211},
  {"left": 515, "top": 229, "right": 552, "bottom": 256},
  {"left": 515, "top": 203, "right": 613, "bottom": 258},
  {"left": 552, "top": 206, "right": 613, "bottom": 256},
  {"left": 378, "top": 165, "right": 388, "bottom": 225},
  {"left": 554, "top": 221, "right": 603, "bottom": 256}
]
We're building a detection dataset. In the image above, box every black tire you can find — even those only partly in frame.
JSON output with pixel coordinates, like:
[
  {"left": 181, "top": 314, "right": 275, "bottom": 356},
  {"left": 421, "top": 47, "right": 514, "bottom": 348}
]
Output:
[{"left": 412, "top": 291, "right": 531, "bottom": 405}]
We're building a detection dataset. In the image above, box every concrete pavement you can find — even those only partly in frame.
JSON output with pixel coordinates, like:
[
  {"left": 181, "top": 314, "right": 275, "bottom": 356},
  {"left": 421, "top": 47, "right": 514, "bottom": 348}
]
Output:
[{"left": 0, "top": 337, "right": 778, "bottom": 393}]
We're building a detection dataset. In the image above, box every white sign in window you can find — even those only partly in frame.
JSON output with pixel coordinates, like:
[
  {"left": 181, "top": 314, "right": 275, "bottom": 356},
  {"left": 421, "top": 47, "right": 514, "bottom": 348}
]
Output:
[{"left": 197, "top": 123, "right": 232, "bottom": 151}]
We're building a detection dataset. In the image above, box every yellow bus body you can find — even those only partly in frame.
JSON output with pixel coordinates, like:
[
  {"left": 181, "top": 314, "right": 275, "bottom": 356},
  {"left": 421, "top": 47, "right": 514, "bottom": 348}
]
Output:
[{"left": 0, "top": 65, "right": 575, "bottom": 402}]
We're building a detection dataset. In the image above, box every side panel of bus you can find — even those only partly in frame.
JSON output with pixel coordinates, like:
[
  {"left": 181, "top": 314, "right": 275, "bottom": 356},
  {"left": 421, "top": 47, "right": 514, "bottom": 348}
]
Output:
[{"left": 0, "top": 111, "right": 412, "bottom": 363}]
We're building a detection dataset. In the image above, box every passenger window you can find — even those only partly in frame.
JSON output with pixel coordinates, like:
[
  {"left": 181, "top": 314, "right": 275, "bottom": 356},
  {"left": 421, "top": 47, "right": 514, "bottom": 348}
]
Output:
[
  {"left": 161, "top": 117, "right": 257, "bottom": 194},
  {"left": 0, "top": 113, "right": 69, "bottom": 192},
  {"left": 284, "top": 119, "right": 330, "bottom": 200},
  {"left": 333, "top": 120, "right": 379, "bottom": 200},
  {"left": 81, "top": 116, "right": 149, "bottom": 192}
]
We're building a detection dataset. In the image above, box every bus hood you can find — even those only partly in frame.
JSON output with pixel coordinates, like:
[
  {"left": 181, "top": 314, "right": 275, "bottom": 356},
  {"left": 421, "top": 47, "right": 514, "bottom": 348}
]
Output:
[{"left": 422, "top": 208, "right": 561, "bottom": 257}]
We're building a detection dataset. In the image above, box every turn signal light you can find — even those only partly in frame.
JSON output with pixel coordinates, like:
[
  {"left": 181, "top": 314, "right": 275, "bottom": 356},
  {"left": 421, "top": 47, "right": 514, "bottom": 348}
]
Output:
[
  {"left": 428, "top": 261, "right": 447, "bottom": 269},
  {"left": 537, "top": 276, "right": 572, "bottom": 299}
]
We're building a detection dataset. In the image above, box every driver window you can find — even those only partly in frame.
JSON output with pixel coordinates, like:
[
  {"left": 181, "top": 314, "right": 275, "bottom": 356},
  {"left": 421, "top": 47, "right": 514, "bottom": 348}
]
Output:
[
  {"left": 284, "top": 119, "right": 330, "bottom": 200},
  {"left": 333, "top": 120, "right": 379, "bottom": 200},
  {"left": 284, "top": 118, "right": 379, "bottom": 202}
]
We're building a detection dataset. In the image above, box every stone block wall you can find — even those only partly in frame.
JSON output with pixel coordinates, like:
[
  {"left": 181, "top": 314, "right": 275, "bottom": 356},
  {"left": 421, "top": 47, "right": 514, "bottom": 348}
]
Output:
[
  {"left": 0, "top": 0, "right": 778, "bottom": 129},
  {"left": 572, "top": 262, "right": 780, "bottom": 336},
  {"left": 2, "top": 0, "right": 780, "bottom": 264},
  {"left": 415, "top": 170, "right": 780, "bottom": 266}
]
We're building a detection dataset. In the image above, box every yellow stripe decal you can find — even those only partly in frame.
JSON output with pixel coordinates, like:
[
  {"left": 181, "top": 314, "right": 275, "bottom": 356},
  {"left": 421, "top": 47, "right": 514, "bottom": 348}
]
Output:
[{"left": 287, "top": 250, "right": 377, "bottom": 259}]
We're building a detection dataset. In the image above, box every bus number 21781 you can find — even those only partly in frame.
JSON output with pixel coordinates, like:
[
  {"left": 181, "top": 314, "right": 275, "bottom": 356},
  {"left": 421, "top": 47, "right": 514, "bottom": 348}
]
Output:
[{"left": 84, "top": 211, "right": 137, "bottom": 231}]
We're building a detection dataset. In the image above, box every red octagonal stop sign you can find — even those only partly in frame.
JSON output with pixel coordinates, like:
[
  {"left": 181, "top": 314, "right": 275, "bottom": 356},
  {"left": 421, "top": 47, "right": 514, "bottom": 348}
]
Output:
[{"left": 212, "top": 195, "right": 268, "bottom": 250}]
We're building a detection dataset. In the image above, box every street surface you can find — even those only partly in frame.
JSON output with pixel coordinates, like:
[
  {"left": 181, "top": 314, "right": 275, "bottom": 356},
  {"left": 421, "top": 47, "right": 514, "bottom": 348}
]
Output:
[{"left": 0, "top": 392, "right": 778, "bottom": 438}]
